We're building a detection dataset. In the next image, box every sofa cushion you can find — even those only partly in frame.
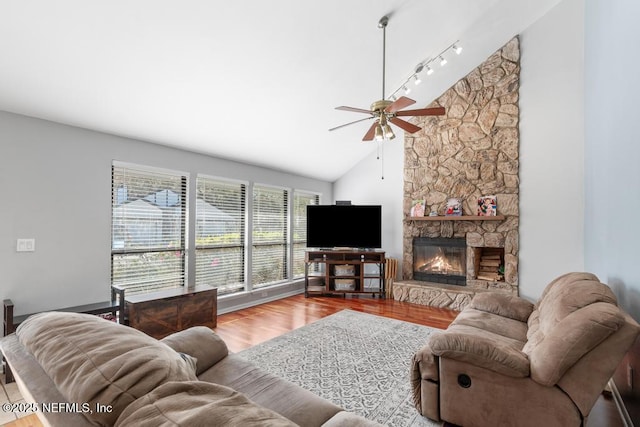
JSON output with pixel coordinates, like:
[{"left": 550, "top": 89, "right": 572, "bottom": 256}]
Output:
[
  {"left": 114, "top": 381, "right": 297, "bottom": 427},
  {"left": 198, "top": 354, "right": 343, "bottom": 426},
  {"left": 16, "top": 312, "right": 197, "bottom": 426}
]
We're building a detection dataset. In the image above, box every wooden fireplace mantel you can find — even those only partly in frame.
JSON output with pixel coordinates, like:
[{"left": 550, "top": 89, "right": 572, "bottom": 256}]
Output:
[{"left": 407, "top": 215, "right": 505, "bottom": 222}]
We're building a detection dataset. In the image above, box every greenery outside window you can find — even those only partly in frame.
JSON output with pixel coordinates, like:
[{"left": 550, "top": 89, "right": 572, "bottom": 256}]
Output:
[
  {"left": 195, "top": 176, "right": 246, "bottom": 295},
  {"left": 252, "top": 185, "right": 289, "bottom": 288}
]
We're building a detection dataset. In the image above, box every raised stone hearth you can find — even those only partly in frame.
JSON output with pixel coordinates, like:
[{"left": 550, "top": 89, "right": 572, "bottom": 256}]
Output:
[
  {"left": 401, "top": 37, "right": 520, "bottom": 310},
  {"left": 393, "top": 280, "right": 475, "bottom": 311}
]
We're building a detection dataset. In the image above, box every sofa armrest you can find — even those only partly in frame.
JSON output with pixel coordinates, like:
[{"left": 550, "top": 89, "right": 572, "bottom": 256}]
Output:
[
  {"left": 470, "top": 292, "right": 534, "bottom": 322},
  {"left": 429, "top": 332, "right": 530, "bottom": 377},
  {"left": 161, "top": 326, "right": 229, "bottom": 375}
]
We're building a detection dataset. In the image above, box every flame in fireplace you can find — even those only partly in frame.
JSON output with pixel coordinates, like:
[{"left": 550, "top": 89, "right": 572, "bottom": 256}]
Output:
[{"left": 418, "top": 254, "right": 460, "bottom": 274}]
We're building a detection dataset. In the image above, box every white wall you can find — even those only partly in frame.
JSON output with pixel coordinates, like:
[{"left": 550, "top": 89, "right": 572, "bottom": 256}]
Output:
[
  {"left": 584, "top": 0, "right": 640, "bottom": 318},
  {"left": 518, "top": 0, "right": 585, "bottom": 300},
  {"left": 0, "top": 111, "right": 332, "bottom": 315},
  {"left": 334, "top": 0, "right": 586, "bottom": 300}
]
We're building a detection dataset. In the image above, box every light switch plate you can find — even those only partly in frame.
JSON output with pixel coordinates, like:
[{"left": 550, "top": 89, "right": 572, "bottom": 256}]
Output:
[{"left": 17, "top": 238, "right": 35, "bottom": 252}]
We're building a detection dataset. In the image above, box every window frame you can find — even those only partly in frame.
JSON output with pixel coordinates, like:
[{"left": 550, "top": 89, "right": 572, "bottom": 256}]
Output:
[{"left": 111, "top": 161, "right": 188, "bottom": 295}]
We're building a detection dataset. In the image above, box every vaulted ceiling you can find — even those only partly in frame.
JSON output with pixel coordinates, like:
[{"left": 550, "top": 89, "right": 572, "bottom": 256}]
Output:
[{"left": 0, "top": 0, "right": 560, "bottom": 181}]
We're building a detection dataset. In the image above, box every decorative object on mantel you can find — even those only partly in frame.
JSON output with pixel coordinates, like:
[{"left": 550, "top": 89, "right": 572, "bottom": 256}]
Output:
[
  {"left": 477, "top": 195, "right": 497, "bottom": 216},
  {"left": 428, "top": 210, "right": 438, "bottom": 217},
  {"left": 407, "top": 215, "right": 505, "bottom": 221},
  {"left": 445, "top": 198, "right": 462, "bottom": 216},
  {"left": 410, "top": 199, "right": 426, "bottom": 217}
]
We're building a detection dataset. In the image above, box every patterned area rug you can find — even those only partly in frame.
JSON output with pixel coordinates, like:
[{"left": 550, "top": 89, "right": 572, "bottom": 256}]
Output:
[{"left": 237, "top": 309, "right": 442, "bottom": 426}]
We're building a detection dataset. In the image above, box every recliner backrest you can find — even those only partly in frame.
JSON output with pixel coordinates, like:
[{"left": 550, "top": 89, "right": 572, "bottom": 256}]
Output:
[{"left": 522, "top": 272, "right": 625, "bottom": 386}]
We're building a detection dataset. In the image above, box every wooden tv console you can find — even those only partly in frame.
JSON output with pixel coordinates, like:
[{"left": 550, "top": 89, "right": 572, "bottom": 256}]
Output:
[{"left": 304, "top": 250, "right": 385, "bottom": 298}]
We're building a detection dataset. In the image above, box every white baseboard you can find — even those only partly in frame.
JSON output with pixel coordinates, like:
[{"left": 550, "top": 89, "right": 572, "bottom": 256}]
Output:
[{"left": 609, "top": 379, "right": 634, "bottom": 427}]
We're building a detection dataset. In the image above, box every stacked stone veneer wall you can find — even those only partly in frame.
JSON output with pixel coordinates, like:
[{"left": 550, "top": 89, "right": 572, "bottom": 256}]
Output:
[{"left": 398, "top": 37, "right": 520, "bottom": 308}]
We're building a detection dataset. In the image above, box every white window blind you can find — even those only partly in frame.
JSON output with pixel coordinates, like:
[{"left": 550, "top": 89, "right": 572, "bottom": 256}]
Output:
[
  {"left": 111, "top": 164, "right": 186, "bottom": 295},
  {"left": 195, "top": 177, "right": 246, "bottom": 295},
  {"left": 252, "top": 185, "right": 288, "bottom": 288},
  {"left": 292, "top": 191, "right": 319, "bottom": 277}
]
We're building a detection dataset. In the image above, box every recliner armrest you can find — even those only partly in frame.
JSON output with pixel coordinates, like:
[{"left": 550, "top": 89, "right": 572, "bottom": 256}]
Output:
[
  {"left": 162, "top": 326, "right": 229, "bottom": 375},
  {"left": 429, "top": 332, "right": 530, "bottom": 377},
  {"left": 470, "top": 292, "right": 534, "bottom": 322}
]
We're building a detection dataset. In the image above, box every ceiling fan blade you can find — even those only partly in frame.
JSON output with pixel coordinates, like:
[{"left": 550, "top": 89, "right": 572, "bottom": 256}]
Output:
[
  {"left": 390, "top": 117, "right": 421, "bottom": 134},
  {"left": 362, "top": 122, "right": 378, "bottom": 141},
  {"left": 329, "top": 116, "right": 374, "bottom": 132},
  {"left": 385, "top": 96, "right": 416, "bottom": 113},
  {"left": 335, "top": 106, "right": 374, "bottom": 115},
  {"left": 396, "top": 106, "right": 446, "bottom": 117}
]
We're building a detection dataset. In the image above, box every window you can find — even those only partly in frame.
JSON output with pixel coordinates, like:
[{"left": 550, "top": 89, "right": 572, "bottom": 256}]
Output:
[
  {"left": 292, "top": 191, "right": 319, "bottom": 277},
  {"left": 195, "top": 176, "right": 246, "bottom": 295},
  {"left": 111, "top": 164, "right": 187, "bottom": 295},
  {"left": 252, "top": 185, "right": 288, "bottom": 288}
]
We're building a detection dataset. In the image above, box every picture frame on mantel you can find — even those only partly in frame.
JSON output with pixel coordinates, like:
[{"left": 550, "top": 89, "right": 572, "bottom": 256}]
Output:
[
  {"left": 410, "top": 199, "right": 426, "bottom": 217},
  {"left": 477, "top": 195, "right": 497, "bottom": 216},
  {"left": 445, "top": 198, "right": 463, "bottom": 216}
]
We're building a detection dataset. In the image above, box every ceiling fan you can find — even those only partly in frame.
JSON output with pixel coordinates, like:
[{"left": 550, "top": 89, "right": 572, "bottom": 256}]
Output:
[{"left": 329, "top": 15, "right": 445, "bottom": 141}]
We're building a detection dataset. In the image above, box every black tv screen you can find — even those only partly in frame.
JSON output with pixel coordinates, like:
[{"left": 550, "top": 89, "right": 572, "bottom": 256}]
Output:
[{"left": 306, "top": 205, "right": 382, "bottom": 249}]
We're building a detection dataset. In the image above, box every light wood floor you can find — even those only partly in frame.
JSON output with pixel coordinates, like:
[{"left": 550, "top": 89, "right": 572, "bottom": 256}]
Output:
[{"left": 2, "top": 294, "right": 622, "bottom": 426}]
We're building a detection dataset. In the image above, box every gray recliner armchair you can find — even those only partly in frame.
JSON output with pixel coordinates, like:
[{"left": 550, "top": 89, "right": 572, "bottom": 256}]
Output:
[{"left": 411, "top": 272, "right": 640, "bottom": 426}]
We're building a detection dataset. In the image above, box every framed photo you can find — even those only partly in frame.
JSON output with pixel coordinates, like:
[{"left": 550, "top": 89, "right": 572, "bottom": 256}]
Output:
[
  {"left": 445, "top": 198, "right": 463, "bottom": 216},
  {"left": 410, "top": 199, "right": 426, "bottom": 217},
  {"left": 477, "top": 195, "right": 497, "bottom": 216}
]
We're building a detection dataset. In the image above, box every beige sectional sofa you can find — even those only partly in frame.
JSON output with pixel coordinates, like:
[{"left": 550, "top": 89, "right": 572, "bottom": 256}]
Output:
[
  {"left": 411, "top": 272, "right": 640, "bottom": 427},
  {"left": 1, "top": 312, "right": 382, "bottom": 427}
]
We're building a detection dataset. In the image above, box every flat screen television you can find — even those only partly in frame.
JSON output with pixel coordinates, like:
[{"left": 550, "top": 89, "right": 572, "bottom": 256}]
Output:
[{"left": 306, "top": 205, "right": 382, "bottom": 249}]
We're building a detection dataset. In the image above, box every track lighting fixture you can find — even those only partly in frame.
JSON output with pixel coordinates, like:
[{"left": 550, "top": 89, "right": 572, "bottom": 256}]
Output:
[{"left": 388, "top": 40, "right": 463, "bottom": 102}]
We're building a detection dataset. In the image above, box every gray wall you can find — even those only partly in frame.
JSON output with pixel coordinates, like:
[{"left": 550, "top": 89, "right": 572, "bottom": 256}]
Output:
[
  {"left": 0, "top": 111, "right": 332, "bottom": 315},
  {"left": 584, "top": 0, "right": 640, "bottom": 319}
]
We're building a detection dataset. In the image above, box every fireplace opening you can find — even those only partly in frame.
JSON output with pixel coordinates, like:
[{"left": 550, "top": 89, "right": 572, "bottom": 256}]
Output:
[{"left": 413, "top": 237, "right": 466, "bottom": 286}]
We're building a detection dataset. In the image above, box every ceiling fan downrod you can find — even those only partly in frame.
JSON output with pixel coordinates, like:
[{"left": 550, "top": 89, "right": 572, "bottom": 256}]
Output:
[{"left": 378, "top": 16, "right": 389, "bottom": 101}]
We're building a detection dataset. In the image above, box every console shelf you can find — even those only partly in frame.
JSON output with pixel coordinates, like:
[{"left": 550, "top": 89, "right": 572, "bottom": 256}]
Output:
[{"left": 304, "top": 250, "right": 385, "bottom": 298}]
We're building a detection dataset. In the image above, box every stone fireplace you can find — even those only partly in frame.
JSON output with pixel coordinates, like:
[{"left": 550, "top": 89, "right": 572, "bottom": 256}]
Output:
[
  {"left": 413, "top": 237, "right": 466, "bottom": 286},
  {"left": 394, "top": 37, "right": 520, "bottom": 311}
]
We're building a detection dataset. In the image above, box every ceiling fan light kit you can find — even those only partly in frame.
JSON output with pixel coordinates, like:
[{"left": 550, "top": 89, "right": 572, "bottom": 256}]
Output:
[{"left": 329, "top": 14, "right": 453, "bottom": 142}]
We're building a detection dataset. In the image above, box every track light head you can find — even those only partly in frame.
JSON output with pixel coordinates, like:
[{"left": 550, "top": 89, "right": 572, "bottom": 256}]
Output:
[
  {"left": 453, "top": 44, "right": 463, "bottom": 55},
  {"left": 403, "top": 85, "right": 410, "bottom": 95},
  {"left": 412, "top": 75, "right": 421, "bottom": 85},
  {"left": 439, "top": 55, "right": 447, "bottom": 67},
  {"left": 426, "top": 65, "right": 434, "bottom": 75}
]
